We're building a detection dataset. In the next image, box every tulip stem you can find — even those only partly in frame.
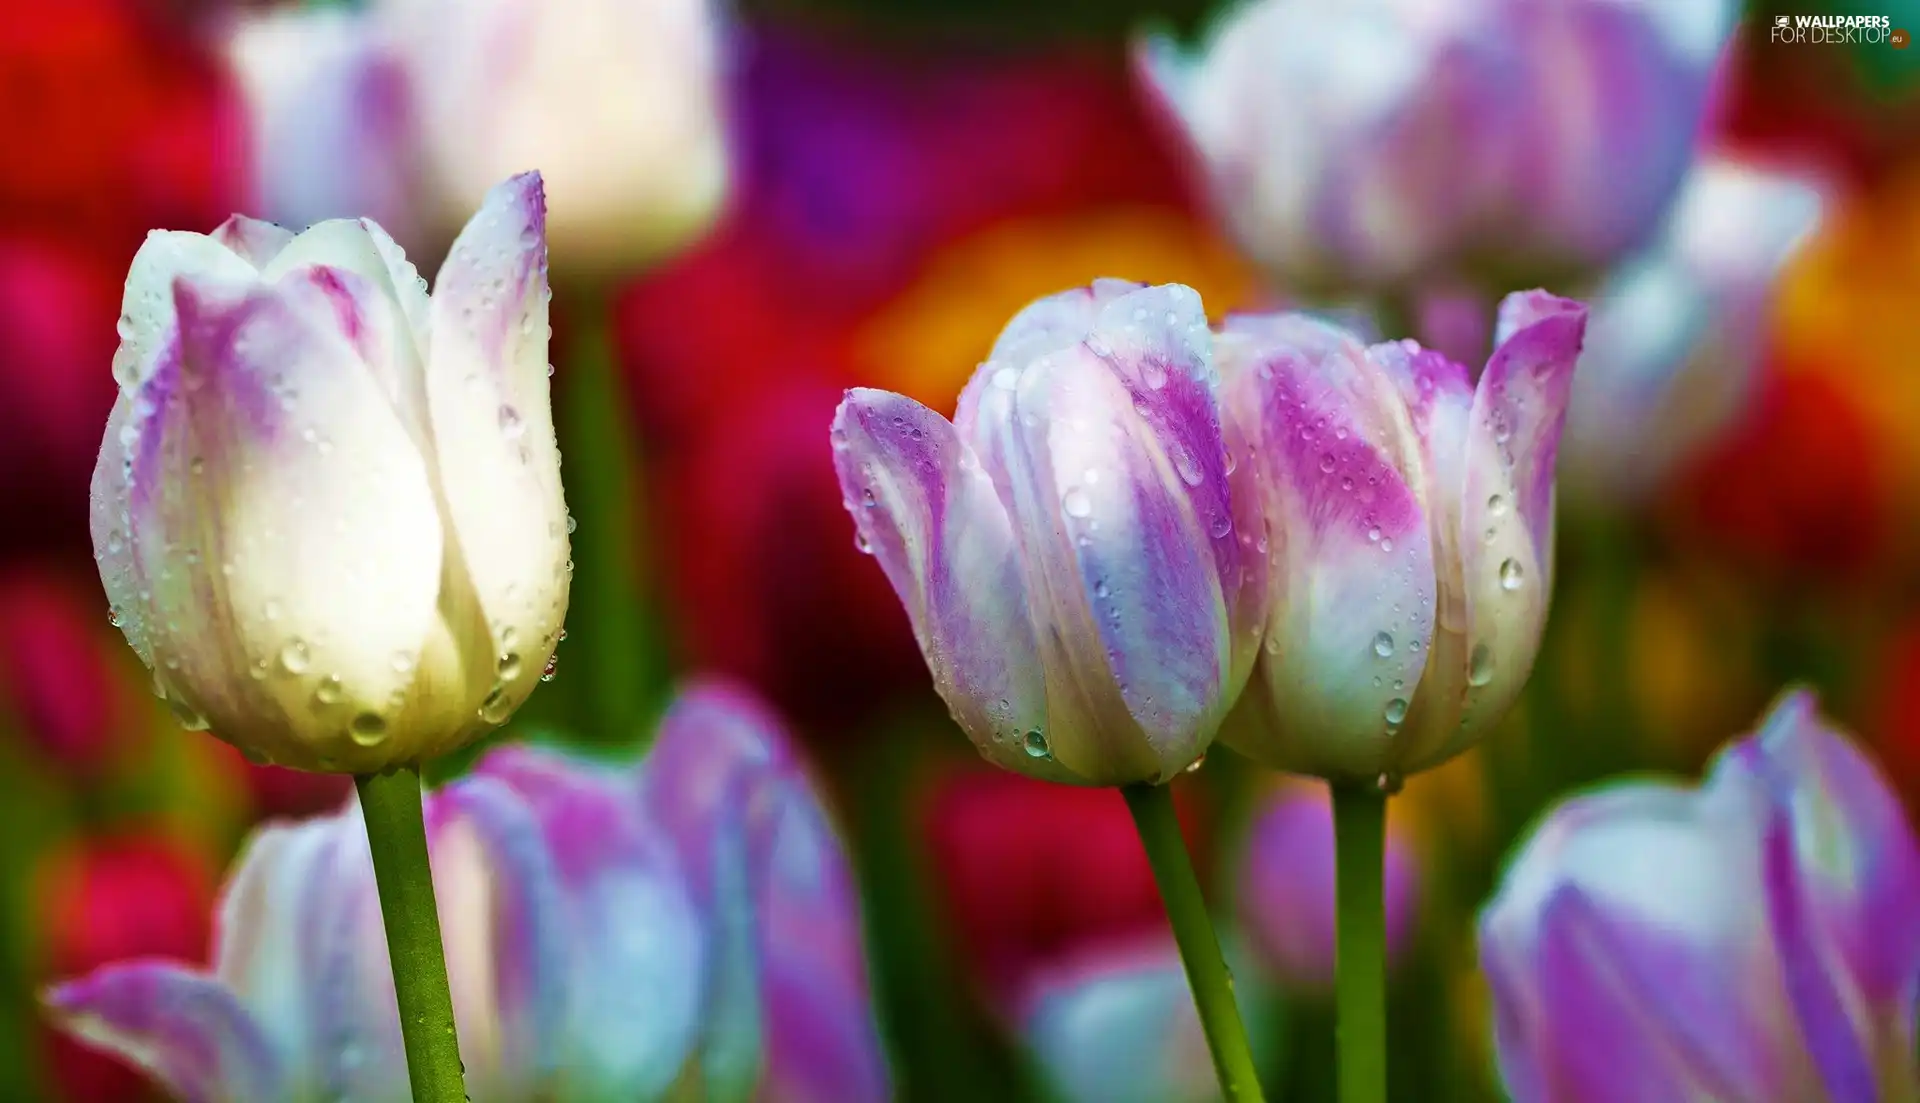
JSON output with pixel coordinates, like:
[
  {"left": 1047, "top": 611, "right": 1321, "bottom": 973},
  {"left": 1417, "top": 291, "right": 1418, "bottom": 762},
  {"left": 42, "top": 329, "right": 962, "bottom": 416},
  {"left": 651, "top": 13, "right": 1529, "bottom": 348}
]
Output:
[
  {"left": 356, "top": 766, "right": 467, "bottom": 1103},
  {"left": 1331, "top": 780, "right": 1388, "bottom": 1103},
  {"left": 1121, "top": 783, "right": 1266, "bottom": 1102}
]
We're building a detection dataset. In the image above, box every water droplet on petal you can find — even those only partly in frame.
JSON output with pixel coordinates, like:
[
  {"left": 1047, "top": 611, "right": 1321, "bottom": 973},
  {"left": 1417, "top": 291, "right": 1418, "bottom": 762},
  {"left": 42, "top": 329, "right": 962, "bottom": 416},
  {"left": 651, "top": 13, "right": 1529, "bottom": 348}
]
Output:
[
  {"left": 1499, "top": 558, "right": 1524, "bottom": 591},
  {"left": 496, "top": 652, "right": 522, "bottom": 680},
  {"left": 1023, "top": 729, "right": 1050, "bottom": 758},
  {"left": 279, "top": 638, "right": 310, "bottom": 674},
  {"left": 313, "top": 675, "right": 343, "bottom": 708},
  {"left": 1384, "top": 697, "right": 1409, "bottom": 724},
  {"left": 349, "top": 712, "right": 388, "bottom": 746},
  {"left": 1319, "top": 453, "right": 1336, "bottom": 474},
  {"left": 478, "top": 685, "right": 513, "bottom": 725},
  {"left": 1468, "top": 642, "right": 1495, "bottom": 686},
  {"left": 565, "top": 513, "right": 577, "bottom": 534},
  {"left": 1488, "top": 494, "right": 1508, "bottom": 516},
  {"left": 1372, "top": 631, "right": 1394, "bottom": 658},
  {"left": 1184, "top": 754, "right": 1207, "bottom": 775},
  {"left": 107, "top": 607, "right": 123, "bottom": 628},
  {"left": 1062, "top": 488, "right": 1094, "bottom": 518},
  {"left": 1376, "top": 770, "right": 1404, "bottom": 795}
]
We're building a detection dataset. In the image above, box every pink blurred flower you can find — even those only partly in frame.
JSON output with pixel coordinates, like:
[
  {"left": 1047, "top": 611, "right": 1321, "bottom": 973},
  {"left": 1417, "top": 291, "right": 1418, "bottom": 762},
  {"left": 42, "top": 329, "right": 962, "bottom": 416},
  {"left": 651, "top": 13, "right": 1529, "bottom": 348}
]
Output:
[{"left": 0, "top": 566, "right": 128, "bottom": 777}]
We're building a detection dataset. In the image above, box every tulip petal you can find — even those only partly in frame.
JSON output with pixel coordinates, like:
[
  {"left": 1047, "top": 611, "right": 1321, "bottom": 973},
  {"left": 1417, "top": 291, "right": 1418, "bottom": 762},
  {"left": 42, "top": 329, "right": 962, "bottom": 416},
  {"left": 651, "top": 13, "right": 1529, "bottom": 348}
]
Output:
[
  {"left": 831, "top": 389, "right": 1066, "bottom": 780},
  {"left": 113, "top": 231, "right": 259, "bottom": 390},
  {"left": 124, "top": 267, "right": 444, "bottom": 770},
  {"left": 300, "top": 822, "right": 410, "bottom": 1103},
  {"left": 1002, "top": 336, "right": 1232, "bottom": 780},
  {"left": 91, "top": 394, "right": 152, "bottom": 668},
  {"left": 211, "top": 217, "right": 297, "bottom": 270},
  {"left": 1216, "top": 315, "right": 1436, "bottom": 779},
  {"left": 1021, "top": 940, "right": 1224, "bottom": 1103},
  {"left": 750, "top": 784, "right": 889, "bottom": 1103},
  {"left": 1416, "top": 292, "right": 1583, "bottom": 771},
  {"left": 476, "top": 747, "right": 706, "bottom": 1098},
  {"left": 44, "top": 964, "right": 286, "bottom": 1103},
  {"left": 430, "top": 775, "right": 571, "bottom": 1099},
  {"left": 424, "top": 171, "right": 570, "bottom": 724}
]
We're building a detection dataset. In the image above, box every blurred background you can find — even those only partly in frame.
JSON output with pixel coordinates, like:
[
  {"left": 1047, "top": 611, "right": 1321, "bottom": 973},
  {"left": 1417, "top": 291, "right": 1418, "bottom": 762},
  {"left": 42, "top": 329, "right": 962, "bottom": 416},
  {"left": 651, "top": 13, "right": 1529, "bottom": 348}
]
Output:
[{"left": 2, "top": 0, "right": 1918, "bottom": 1098}]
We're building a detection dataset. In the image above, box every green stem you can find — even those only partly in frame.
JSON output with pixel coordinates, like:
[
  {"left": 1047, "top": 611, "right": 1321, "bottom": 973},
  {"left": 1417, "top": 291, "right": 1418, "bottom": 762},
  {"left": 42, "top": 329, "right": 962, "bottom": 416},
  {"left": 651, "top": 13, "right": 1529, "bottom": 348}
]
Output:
[
  {"left": 1120, "top": 783, "right": 1266, "bottom": 1102},
  {"left": 356, "top": 767, "right": 466, "bottom": 1102},
  {"left": 558, "top": 293, "right": 659, "bottom": 745},
  {"left": 1331, "top": 780, "right": 1388, "bottom": 1103}
]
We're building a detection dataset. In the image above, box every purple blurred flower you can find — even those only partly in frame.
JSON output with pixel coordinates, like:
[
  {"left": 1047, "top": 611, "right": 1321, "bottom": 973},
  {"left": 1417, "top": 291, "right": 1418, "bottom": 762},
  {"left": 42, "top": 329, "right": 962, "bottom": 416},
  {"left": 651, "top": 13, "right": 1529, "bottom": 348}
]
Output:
[
  {"left": 1137, "top": 0, "right": 1734, "bottom": 296},
  {"left": 90, "top": 172, "right": 570, "bottom": 773},
  {"left": 223, "top": 5, "right": 424, "bottom": 252},
  {"left": 1215, "top": 292, "right": 1587, "bottom": 781},
  {"left": 1237, "top": 783, "right": 1421, "bottom": 990},
  {"left": 1479, "top": 691, "right": 1920, "bottom": 1102},
  {"left": 636, "top": 679, "right": 890, "bottom": 1103},
  {"left": 46, "top": 683, "right": 888, "bottom": 1101},
  {"left": 1559, "top": 156, "right": 1827, "bottom": 506},
  {"left": 1018, "top": 934, "right": 1261, "bottom": 1103},
  {"left": 831, "top": 280, "right": 1263, "bottom": 786}
]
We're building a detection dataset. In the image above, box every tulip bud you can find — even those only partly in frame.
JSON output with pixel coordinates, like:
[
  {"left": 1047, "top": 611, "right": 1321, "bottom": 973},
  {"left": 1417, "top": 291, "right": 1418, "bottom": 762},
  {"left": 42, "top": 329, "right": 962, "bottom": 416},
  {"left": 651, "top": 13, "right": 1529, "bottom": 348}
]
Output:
[
  {"left": 1479, "top": 692, "right": 1920, "bottom": 1102},
  {"left": 224, "top": 5, "right": 424, "bottom": 254},
  {"left": 1236, "top": 781, "right": 1420, "bottom": 990},
  {"left": 1216, "top": 291, "right": 1587, "bottom": 781},
  {"left": 832, "top": 280, "right": 1262, "bottom": 786},
  {"left": 89, "top": 172, "right": 571, "bottom": 773},
  {"left": 1137, "top": 0, "right": 1734, "bottom": 295},
  {"left": 377, "top": 0, "right": 729, "bottom": 274},
  {"left": 1561, "top": 156, "right": 1826, "bottom": 506}
]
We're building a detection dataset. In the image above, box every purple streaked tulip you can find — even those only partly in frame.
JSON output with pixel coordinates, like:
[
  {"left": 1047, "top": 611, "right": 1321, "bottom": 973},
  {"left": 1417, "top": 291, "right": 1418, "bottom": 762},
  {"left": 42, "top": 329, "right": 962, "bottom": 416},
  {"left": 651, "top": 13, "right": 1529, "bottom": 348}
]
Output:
[
  {"left": 1137, "top": 0, "right": 1734, "bottom": 296},
  {"left": 1479, "top": 691, "right": 1920, "bottom": 1103},
  {"left": 44, "top": 748, "right": 708, "bottom": 1102},
  {"left": 1216, "top": 291, "right": 1587, "bottom": 781},
  {"left": 830, "top": 280, "right": 1263, "bottom": 786},
  {"left": 223, "top": 5, "right": 423, "bottom": 254},
  {"left": 1560, "top": 156, "right": 1827, "bottom": 505},
  {"left": 637, "top": 680, "right": 890, "bottom": 1102},
  {"left": 89, "top": 172, "right": 571, "bottom": 773},
  {"left": 1237, "top": 781, "right": 1421, "bottom": 990},
  {"left": 1018, "top": 934, "right": 1261, "bottom": 1103}
]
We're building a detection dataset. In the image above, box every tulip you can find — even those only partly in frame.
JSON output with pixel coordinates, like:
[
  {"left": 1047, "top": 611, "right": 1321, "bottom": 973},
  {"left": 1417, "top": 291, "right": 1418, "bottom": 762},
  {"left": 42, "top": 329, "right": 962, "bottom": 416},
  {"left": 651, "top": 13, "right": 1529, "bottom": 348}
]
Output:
[
  {"left": 1479, "top": 691, "right": 1920, "bottom": 1102},
  {"left": 376, "top": 0, "right": 729, "bottom": 274},
  {"left": 46, "top": 747, "right": 708, "bottom": 1102},
  {"left": 223, "top": 5, "right": 423, "bottom": 254},
  {"left": 1019, "top": 935, "right": 1253, "bottom": 1103},
  {"left": 1137, "top": 0, "right": 1734, "bottom": 296},
  {"left": 1216, "top": 291, "right": 1586, "bottom": 780},
  {"left": 0, "top": 567, "right": 127, "bottom": 776},
  {"left": 831, "top": 279, "right": 1261, "bottom": 785},
  {"left": 637, "top": 680, "right": 890, "bottom": 1101},
  {"left": 1560, "top": 157, "right": 1826, "bottom": 505},
  {"left": 89, "top": 172, "right": 571, "bottom": 773},
  {"left": 1236, "top": 781, "right": 1421, "bottom": 990}
]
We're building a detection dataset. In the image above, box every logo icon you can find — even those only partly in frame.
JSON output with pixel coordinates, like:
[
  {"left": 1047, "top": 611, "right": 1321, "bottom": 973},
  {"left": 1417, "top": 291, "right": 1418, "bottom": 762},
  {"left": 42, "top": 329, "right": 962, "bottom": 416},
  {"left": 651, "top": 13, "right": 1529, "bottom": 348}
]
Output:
[
  {"left": 1895, "top": 27, "right": 1911, "bottom": 47},
  {"left": 1775, "top": 14, "right": 1791, "bottom": 26}
]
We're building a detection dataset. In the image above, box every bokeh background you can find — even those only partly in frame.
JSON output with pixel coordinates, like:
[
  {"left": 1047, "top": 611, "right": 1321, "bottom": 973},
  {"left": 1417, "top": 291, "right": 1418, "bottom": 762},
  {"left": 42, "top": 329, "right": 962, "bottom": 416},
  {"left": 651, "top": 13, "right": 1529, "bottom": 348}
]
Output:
[{"left": 3, "top": 0, "right": 1918, "bottom": 1098}]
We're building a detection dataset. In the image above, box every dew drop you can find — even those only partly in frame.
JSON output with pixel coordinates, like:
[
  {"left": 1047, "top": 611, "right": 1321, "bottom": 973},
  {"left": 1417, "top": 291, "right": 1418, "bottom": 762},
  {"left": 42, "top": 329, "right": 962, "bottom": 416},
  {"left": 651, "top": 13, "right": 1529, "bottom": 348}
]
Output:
[
  {"left": 167, "top": 697, "right": 210, "bottom": 732},
  {"left": 478, "top": 686, "right": 513, "bottom": 725},
  {"left": 391, "top": 651, "right": 414, "bottom": 674},
  {"left": 1384, "top": 697, "right": 1409, "bottom": 724},
  {"left": 1380, "top": 537, "right": 1395, "bottom": 553},
  {"left": 540, "top": 654, "right": 558, "bottom": 682},
  {"left": 107, "top": 607, "right": 123, "bottom": 628},
  {"left": 279, "top": 638, "right": 310, "bottom": 674},
  {"left": 1210, "top": 514, "right": 1232, "bottom": 539},
  {"left": 1171, "top": 444, "right": 1204, "bottom": 486},
  {"left": 496, "top": 652, "right": 523, "bottom": 680},
  {"left": 1062, "top": 488, "right": 1094, "bottom": 518},
  {"left": 1487, "top": 493, "right": 1508, "bottom": 516},
  {"left": 1184, "top": 754, "right": 1207, "bottom": 775},
  {"left": 1094, "top": 580, "right": 1110, "bottom": 598},
  {"left": 313, "top": 674, "right": 343, "bottom": 708},
  {"left": 1023, "top": 729, "right": 1050, "bottom": 758},
  {"left": 1468, "top": 642, "right": 1495, "bottom": 686},
  {"left": 1319, "top": 453, "right": 1336, "bottom": 474},
  {"left": 1367, "top": 527, "right": 1381, "bottom": 543},
  {"left": 1499, "top": 558, "right": 1524, "bottom": 591},
  {"left": 565, "top": 513, "right": 578, "bottom": 534},
  {"left": 348, "top": 712, "right": 388, "bottom": 747},
  {"left": 1375, "top": 770, "right": 1404, "bottom": 795},
  {"left": 1372, "top": 631, "right": 1395, "bottom": 658}
]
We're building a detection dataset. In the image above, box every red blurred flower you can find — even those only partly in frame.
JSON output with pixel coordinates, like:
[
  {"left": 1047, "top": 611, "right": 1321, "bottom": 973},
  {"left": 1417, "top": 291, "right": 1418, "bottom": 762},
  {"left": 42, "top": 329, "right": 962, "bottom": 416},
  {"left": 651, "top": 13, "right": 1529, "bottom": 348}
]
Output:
[
  {"left": 34, "top": 831, "right": 214, "bottom": 1102},
  {"left": 208, "top": 740, "right": 353, "bottom": 822},
  {"left": 922, "top": 768, "right": 1207, "bottom": 1011},
  {"left": 1869, "top": 622, "right": 1920, "bottom": 813},
  {"left": 616, "top": 24, "right": 1252, "bottom": 741},
  {"left": 1669, "top": 365, "right": 1888, "bottom": 582},
  {"left": 0, "top": 0, "right": 244, "bottom": 252},
  {"left": 0, "top": 565, "right": 129, "bottom": 778}
]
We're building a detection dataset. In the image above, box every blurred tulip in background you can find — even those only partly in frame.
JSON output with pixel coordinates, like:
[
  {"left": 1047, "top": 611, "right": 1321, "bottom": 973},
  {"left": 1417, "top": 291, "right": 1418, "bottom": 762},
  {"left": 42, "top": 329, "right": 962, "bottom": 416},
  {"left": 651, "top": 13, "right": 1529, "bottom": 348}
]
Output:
[
  {"left": 1559, "top": 156, "right": 1826, "bottom": 507},
  {"left": 833, "top": 280, "right": 1260, "bottom": 785},
  {"left": 1236, "top": 781, "right": 1421, "bottom": 990},
  {"left": 1480, "top": 692, "right": 1920, "bottom": 1102},
  {"left": 1138, "top": 0, "right": 1734, "bottom": 297},
  {"left": 1216, "top": 292, "right": 1587, "bottom": 781},
  {"left": 89, "top": 174, "right": 570, "bottom": 772},
  {"left": 46, "top": 683, "right": 884, "bottom": 1101}
]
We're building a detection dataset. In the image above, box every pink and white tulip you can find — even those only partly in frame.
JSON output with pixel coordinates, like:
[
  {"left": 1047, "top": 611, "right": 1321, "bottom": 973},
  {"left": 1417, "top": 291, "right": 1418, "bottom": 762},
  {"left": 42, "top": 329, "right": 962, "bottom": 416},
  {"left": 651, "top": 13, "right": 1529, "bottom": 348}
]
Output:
[
  {"left": 1480, "top": 692, "right": 1920, "bottom": 1102},
  {"left": 1138, "top": 0, "right": 1734, "bottom": 296},
  {"left": 89, "top": 173, "right": 571, "bottom": 773},
  {"left": 1217, "top": 291, "right": 1587, "bottom": 780},
  {"left": 831, "top": 280, "right": 1263, "bottom": 786}
]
